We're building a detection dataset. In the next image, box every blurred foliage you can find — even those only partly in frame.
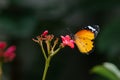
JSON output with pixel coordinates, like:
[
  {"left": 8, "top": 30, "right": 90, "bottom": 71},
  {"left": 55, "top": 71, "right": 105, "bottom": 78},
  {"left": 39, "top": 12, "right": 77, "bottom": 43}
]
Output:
[
  {"left": 98, "top": 18, "right": 120, "bottom": 56},
  {"left": 0, "top": 15, "right": 37, "bottom": 38},
  {"left": 91, "top": 62, "right": 120, "bottom": 80},
  {"left": 0, "top": 0, "right": 120, "bottom": 80}
]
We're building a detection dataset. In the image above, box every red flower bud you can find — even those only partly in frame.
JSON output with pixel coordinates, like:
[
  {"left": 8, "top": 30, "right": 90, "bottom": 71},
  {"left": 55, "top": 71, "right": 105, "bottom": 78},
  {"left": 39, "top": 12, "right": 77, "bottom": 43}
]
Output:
[{"left": 41, "top": 30, "right": 48, "bottom": 37}]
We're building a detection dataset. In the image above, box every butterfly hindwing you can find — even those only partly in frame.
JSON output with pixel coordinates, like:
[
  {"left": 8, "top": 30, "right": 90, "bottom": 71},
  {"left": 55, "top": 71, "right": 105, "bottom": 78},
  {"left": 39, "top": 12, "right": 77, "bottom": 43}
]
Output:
[{"left": 75, "top": 37, "right": 94, "bottom": 54}]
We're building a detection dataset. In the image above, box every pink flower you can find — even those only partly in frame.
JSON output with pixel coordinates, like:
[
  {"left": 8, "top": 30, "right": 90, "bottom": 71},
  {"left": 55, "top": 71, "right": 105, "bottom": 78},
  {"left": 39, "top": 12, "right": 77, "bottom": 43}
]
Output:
[
  {"left": 0, "top": 41, "right": 16, "bottom": 62},
  {"left": 61, "top": 35, "right": 74, "bottom": 48},
  {"left": 0, "top": 42, "right": 6, "bottom": 49},
  {"left": 41, "top": 30, "right": 48, "bottom": 37},
  {"left": 4, "top": 46, "right": 16, "bottom": 62}
]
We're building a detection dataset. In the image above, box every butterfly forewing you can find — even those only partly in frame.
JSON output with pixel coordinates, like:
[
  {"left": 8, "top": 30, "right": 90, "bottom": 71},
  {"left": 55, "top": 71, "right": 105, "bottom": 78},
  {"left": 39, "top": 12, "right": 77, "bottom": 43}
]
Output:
[{"left": 74, "top": 29, "right": 95, "bottom": 54}]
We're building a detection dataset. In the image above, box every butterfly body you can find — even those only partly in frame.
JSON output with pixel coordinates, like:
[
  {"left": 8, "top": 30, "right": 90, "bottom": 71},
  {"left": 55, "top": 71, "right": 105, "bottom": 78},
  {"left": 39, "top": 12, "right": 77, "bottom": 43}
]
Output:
[{"left": 74, "top": 25, "right": 99, "bottom": 54}]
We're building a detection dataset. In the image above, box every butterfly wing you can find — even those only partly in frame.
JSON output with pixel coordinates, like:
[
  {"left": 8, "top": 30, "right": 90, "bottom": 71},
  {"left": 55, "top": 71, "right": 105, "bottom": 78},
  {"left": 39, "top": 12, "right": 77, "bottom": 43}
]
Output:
[{"left": 74, "top": 29, "right": 95, "bottom": 54}]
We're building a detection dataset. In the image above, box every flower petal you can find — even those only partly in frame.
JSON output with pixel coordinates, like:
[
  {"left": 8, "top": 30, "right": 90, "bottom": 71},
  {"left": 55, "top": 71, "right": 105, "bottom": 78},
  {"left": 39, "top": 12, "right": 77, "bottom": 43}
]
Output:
[
  {"left": 0, "top": 42, "right": 7, "bottom": 49},
  {"left": 5, "top": 46, "right": 16, "bottom": 54},
  {"left": 4, "top": 45, "right": 16, "bottom": 62},
  {"left": 4, "top": 52, "right": 16, "bottom": 62},
  {"left": 61, "top": 35, "right": 74, "bottom": 48}
]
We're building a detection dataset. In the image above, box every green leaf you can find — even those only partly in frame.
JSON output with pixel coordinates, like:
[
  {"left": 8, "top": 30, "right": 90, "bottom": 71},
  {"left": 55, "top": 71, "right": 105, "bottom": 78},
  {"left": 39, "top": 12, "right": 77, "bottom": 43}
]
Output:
[
  {"left": 103, "top": 62, "right": 120, "bottom": 79},
  {"left": 91, "top": 62, "right": 120, "bottom": 80}
]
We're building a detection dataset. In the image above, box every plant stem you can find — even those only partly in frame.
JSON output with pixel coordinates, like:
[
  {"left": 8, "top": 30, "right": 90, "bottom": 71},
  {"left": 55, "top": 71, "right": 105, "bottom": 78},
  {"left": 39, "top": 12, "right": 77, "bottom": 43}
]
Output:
[
  {"left": 51, "top": 47, "right": 61, "bottom": 56},
  {"left": 40, "top": 41, "right": 47, "bottom": 60},
  {"left": 0, "top": 62, "right": 2, "bottom": 80},
  {"left": 46, "top": 41, "right": 50, "bottom": 54},
  {"left": 42, "top": 56, "right": 52, "bottom": 80}
]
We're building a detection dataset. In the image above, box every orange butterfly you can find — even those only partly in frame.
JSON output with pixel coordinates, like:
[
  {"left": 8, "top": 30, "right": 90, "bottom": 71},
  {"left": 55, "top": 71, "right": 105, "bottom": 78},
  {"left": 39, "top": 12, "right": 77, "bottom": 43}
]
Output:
[{"left": 74, "top": 25, "right": 99, "bottom": 54}]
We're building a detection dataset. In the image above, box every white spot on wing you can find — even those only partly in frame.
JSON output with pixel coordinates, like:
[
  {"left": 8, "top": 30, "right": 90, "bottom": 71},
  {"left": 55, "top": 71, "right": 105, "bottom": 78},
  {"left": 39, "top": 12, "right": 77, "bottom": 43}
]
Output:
[{"left": 88, "top": 26, "right": 96, "bottom": 32}]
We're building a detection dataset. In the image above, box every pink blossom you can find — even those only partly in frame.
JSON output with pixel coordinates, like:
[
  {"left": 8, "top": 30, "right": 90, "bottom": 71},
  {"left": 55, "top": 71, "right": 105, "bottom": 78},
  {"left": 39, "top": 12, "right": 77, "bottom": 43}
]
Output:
[
  {"left": 0, "top": 42, "right": 6, "bottom": 49},
  {"left": 0, "top": 41, "right": 16, "bottom": 62},
  {"left": 4, "top": 46, "right": 16, "bottom": 62},
  {"left": 61, "top": 35, "right": 74, "bottom": 48},
  {"left": 41, "top": 30, "right": 48, "bottom": 37}
]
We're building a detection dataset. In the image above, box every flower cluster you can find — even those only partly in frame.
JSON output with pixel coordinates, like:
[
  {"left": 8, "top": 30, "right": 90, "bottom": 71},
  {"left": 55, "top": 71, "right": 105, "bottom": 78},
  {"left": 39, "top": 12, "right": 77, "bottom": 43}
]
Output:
[
  {"left": 0, "top": 42, "right": 16, "bottom": 62},
  {"left": 33, "top": 30, "right": 74, "bottom": 56}
]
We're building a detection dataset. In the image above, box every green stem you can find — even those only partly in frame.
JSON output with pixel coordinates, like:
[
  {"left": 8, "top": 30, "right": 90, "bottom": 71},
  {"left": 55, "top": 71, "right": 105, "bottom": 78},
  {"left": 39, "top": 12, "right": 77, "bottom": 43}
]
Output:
[
  {"left": 46, "top": 41, "right": 50, "bottom": 54},
  {"left": 51, "top": 47, "right": 61, "bottom": 56},
  {"left": 40, "top": 41, "right": 47, "bottom": 60},
  {"left": 42, "top": 56, "right": 52, "bottom": 80},
  {"left": 0, "top": 62, "right": 2, "bottom": 80}
]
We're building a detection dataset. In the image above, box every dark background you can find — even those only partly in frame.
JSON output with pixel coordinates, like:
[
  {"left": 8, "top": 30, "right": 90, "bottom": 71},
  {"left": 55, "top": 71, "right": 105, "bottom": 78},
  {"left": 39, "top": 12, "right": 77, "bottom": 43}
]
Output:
[{"left": 0, "top": 0, "right": 120, "bottom": 80}]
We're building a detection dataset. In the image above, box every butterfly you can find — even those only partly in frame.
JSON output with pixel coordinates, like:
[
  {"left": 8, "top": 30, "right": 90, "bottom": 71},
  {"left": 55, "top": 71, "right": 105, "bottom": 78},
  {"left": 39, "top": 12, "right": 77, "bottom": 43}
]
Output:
[{"left": 74, "top": 25, "right": 100, "bottom": 54}]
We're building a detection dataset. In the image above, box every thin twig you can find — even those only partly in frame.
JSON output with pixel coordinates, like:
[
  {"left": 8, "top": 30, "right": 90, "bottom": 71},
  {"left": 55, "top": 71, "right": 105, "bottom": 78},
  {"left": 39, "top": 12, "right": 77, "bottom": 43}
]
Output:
[{"left": 39, "top": 41, "right": 47, "bottom": 60}]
